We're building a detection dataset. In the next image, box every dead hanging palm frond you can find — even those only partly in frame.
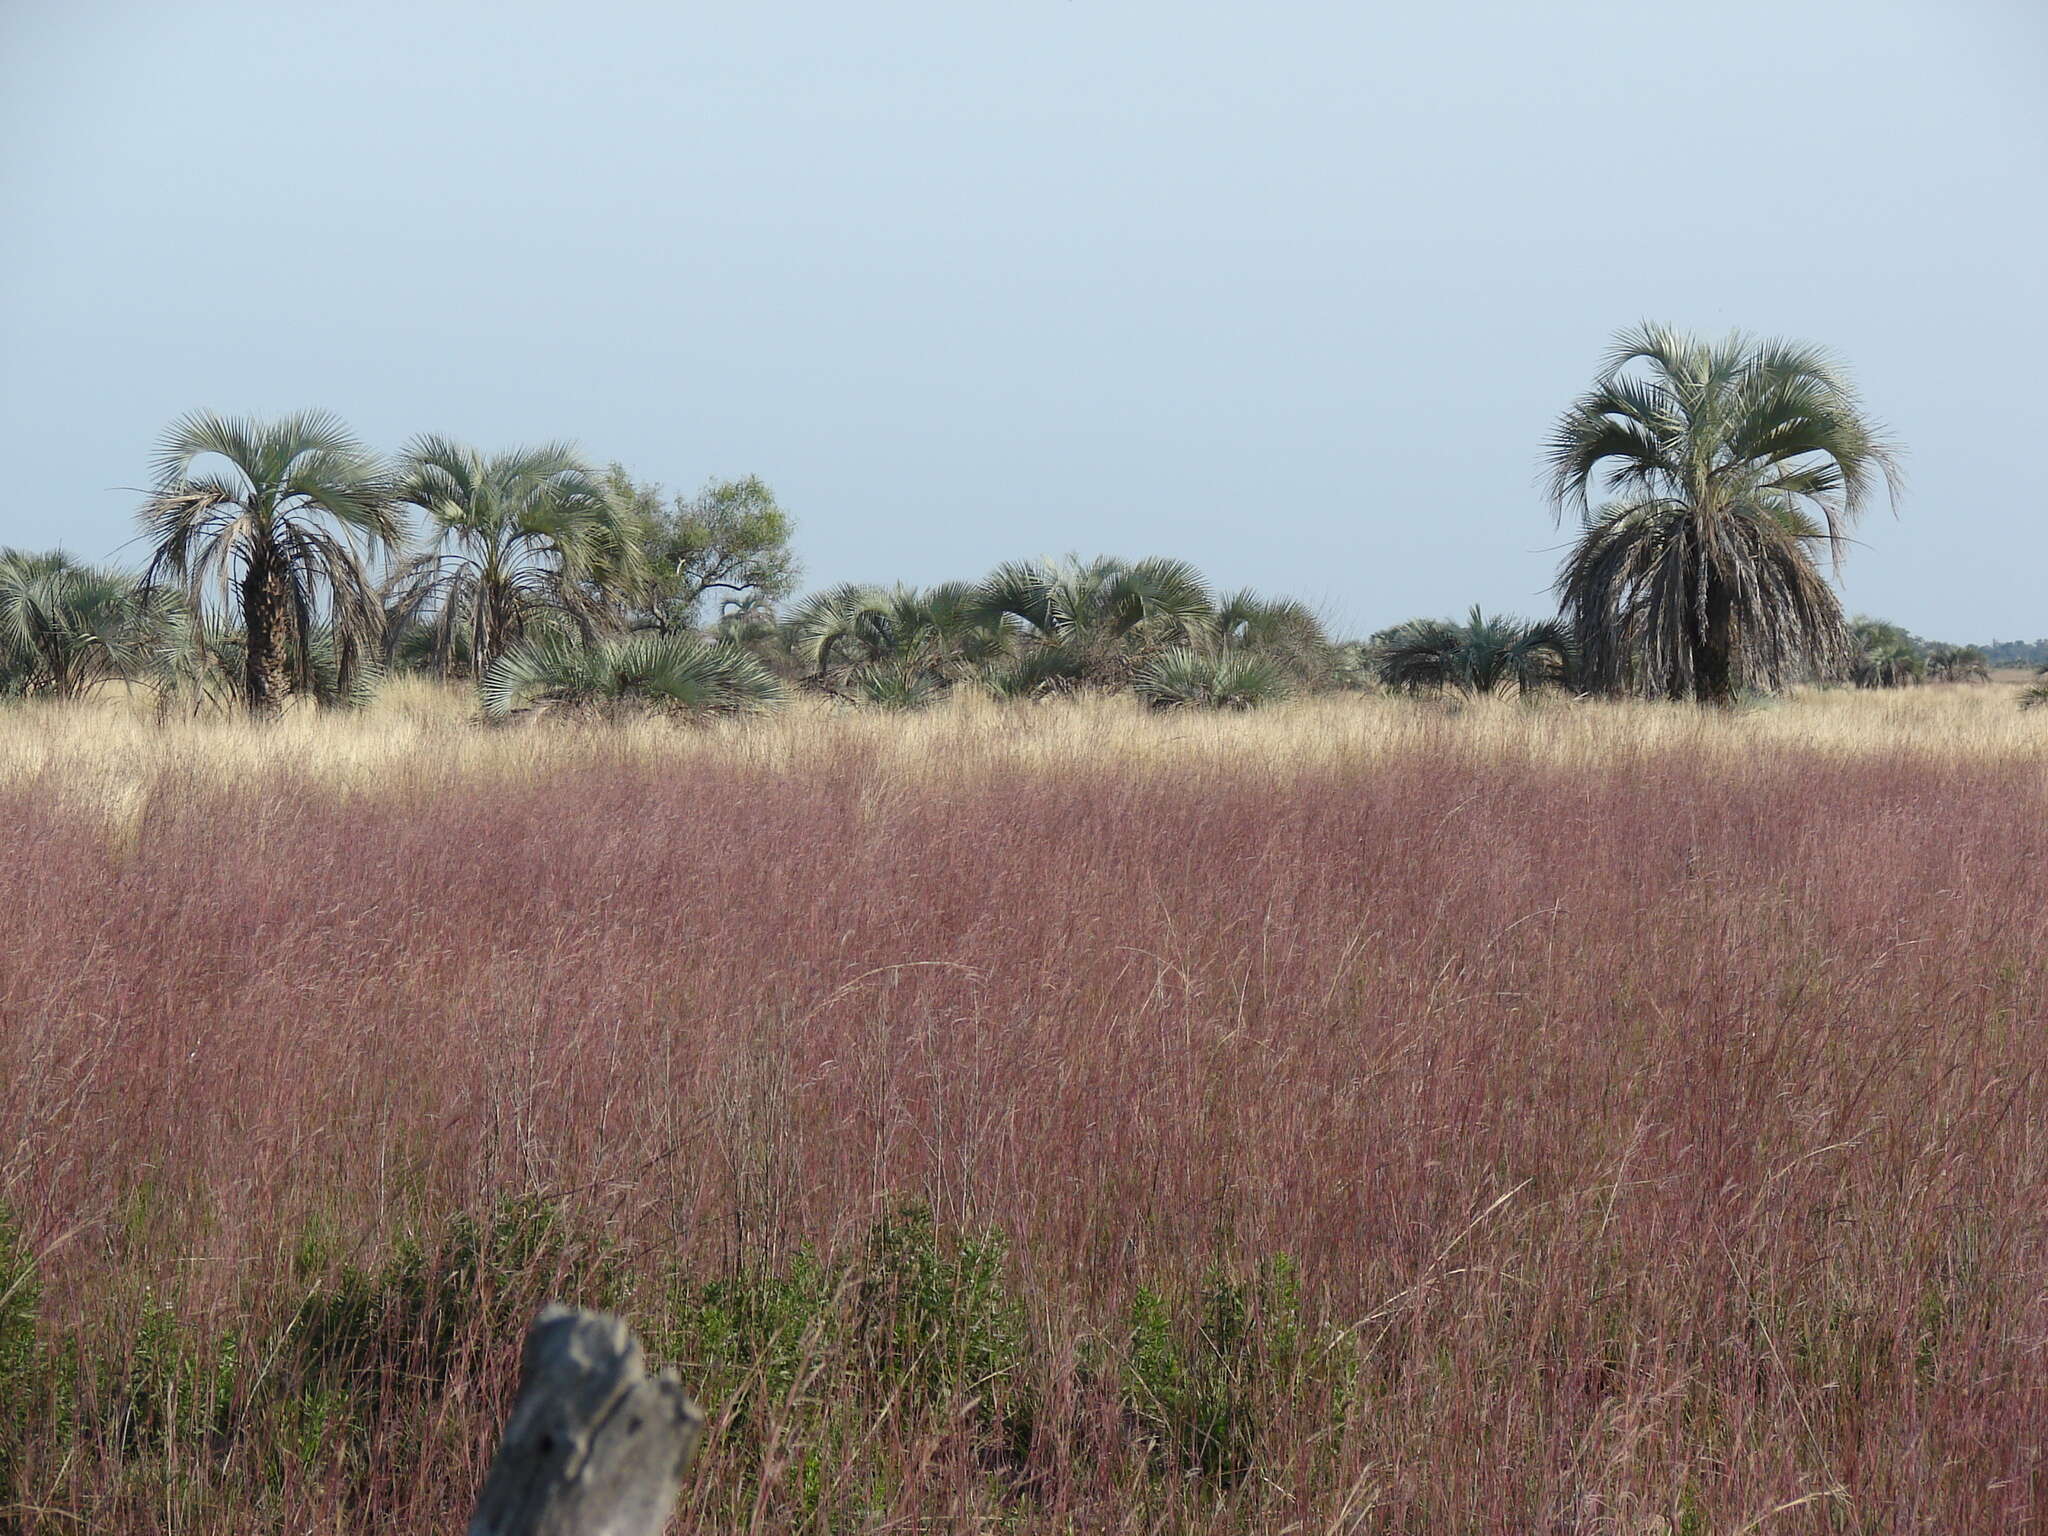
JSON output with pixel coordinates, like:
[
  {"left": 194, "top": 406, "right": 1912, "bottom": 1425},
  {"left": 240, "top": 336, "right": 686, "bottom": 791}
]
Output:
[
  {"left": 1558, "top": 500, "right": 1852, "bottom": 698},
  {"left": 1547, "top": 325, "right": 1899, "bottom": 703}
]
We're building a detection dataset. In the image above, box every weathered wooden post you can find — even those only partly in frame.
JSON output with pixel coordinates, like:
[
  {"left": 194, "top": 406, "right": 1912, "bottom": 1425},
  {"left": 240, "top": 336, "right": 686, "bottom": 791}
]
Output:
[{"left": 468, "top": 1305, "right": 705, "bottom": 1536}]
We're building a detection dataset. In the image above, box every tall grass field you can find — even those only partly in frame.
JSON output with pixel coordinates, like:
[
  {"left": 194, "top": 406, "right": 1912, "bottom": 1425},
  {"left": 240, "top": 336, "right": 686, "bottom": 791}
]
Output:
[{"left": 2, "top": 685, "right": 2044, "bottom": 1532}]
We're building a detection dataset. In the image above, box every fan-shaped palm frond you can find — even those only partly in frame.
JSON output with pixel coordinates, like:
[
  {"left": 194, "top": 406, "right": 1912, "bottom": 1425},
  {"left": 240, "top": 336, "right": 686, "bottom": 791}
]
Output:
[
  {"left": 1374, "top": 608, "right": 1573, "bottom": 698},
  {"left": 0, "top": 550, "right": 154, "bottom": 699},
  {"left": 480, "top": 632, "right": 787, "bottom": 722},
  {"left": 391, "top": 436, "right": 627, "bottom": 680},
  {"left": 1134, "top": 647, "right": 1294, "bottom": 710},
  {"left": 848, "top": 662, "right": 943, "bottom": 711}
]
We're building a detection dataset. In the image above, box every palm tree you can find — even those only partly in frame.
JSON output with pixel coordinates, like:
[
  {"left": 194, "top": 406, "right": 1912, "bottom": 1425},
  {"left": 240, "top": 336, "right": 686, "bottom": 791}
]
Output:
[
  {"left": 0, "top": 550, "right": 153, "bottom": 700},
  {"left": 1374, "top": 608, "right": 1573, "bottom": 698},
  {"left": 1134, "top": 647, "right": 1294, "bottom": 710},
  {"left": 780, "top": 582, "right": 1007, "bottom": 692},
  {"left": 2020, "top": 667, "right": 2048, "bottom": 712},
  {"left": 1924, "top": 643, "right": 1990, "bottom": 684},
  {"left": 972, "top": 556, "right": 1216, "bottom": 690},
  {"left": 1548, "top": 325, "right": 1900, "bottom": 704},
  {"left": 480, "top": 632, "right": 787, "bottom": 722},
  {"left": 1211, "top": 589, "right": 1333, "bottom": 682},
  {"left": 1848, "top": 617, "right": 1926, "bottom": 689},
  {"left": 391, "top": 437, "right": 630, "bottom": 680},
  {"left": 140, "top": 411, "right": 400, "bottom": 714}
]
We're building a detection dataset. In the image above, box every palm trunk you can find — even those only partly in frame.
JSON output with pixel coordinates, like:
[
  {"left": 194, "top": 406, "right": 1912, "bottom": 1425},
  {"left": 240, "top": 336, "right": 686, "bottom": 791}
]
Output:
[
  {"left": 241, "top": 548, "right": 293, "bottom": 716},
  {"left": 1695, "top": 572, "right": 1736, "bottom": 706}
]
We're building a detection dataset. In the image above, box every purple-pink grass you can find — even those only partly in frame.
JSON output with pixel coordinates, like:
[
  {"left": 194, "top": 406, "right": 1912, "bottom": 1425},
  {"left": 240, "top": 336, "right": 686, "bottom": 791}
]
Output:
[{"left": 1, "top": 730, "right": 2045, "bottom": 1532}]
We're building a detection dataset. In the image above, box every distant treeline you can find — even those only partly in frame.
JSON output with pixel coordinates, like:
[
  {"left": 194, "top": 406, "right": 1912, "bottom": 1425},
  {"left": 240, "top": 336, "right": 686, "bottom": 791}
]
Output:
[{"left": 1974, "top": 638, "right": 2048, "bottom": 669}]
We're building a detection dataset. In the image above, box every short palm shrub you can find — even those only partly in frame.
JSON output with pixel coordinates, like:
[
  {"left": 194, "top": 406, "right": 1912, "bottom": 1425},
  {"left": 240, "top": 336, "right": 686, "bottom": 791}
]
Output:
[
  {"left": 1375, "top": 608, "right": 1573, "bottom": 698},
  {"left": 2020, "top": 668, "right": 2048, "bottom": 712},
  {"left": 848, "top": 662, "right": 943, "bottom": 711},
  {"left": 1134, "top": 647, "right": 1293, "bottom": 710},
  {"left": 480, "top": 632, "right": 786, "bottom": 722}
]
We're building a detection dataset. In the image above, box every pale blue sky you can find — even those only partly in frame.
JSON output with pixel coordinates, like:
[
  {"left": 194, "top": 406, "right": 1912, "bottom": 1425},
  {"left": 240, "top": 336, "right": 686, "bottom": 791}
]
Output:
[{"left": 3, "top": 0, "right": 2043, "bottom": 640}]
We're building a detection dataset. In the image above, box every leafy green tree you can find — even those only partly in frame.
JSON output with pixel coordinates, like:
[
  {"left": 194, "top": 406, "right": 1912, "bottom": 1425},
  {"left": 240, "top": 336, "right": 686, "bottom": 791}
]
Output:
[
  {"left": 1373, "top": 608, "right": 1573, "bottom": 698},
  {"left": 0, "top": 550, "right": 153, "bottom": 700},
  {"left": 1548, "top": 325, "right": 1899, "bottom": 704},
  {"left": 391, "top": 437, "right": 627, "bottom": 679},
  {"left": 140, "top": 411, "right": 400, "bottom": 714},
  {"left": 603, "top": 470, "right": 799, "bottom": 631},
  {"left": 480, "top": 632, "right": 787, "bottom": 722}
]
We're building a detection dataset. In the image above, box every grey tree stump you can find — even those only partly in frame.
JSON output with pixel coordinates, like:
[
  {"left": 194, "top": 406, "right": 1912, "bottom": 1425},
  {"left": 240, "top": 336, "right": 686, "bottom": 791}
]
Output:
[{"left": 468, "top": 1305, "right": 706, "bottom": 1536}]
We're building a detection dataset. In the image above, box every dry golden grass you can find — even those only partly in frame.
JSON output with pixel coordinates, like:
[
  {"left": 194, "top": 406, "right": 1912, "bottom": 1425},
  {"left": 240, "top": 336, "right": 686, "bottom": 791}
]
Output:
[{"left": 1, "top": 677, "right": 2040, "bottom": 816}]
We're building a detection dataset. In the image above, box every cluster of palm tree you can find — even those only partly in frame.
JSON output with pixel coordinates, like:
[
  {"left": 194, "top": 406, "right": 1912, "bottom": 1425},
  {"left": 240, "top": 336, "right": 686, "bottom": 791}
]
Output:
[
  {"left": 116, "top": 412, "right": 806, "bottom": 720},
  {"left": 747, "top": 558, "right": 1336, "bottom": 711},
  {"left": 1, "top": 414, "right": 1350, "bottom": 719},
  {"left": 1842, "top": 619, "right": 1991, "bottom": 689},
  {"left": 4, "top": 324, "right": 2028, "bottom": 721}
]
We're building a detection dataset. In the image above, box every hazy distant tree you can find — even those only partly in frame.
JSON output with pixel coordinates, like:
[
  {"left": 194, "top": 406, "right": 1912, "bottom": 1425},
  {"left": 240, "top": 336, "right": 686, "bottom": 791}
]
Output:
[
  {"left": 1374, "top": 608, "right": 1573, "bottom": 698},
  {"left": 1548, "top": 325, "right": 1900, "bottom": 704},
  {"left": 140, "top": 412, "right": 399, "bottom": 714},
  {"left": 1924, "top": 643, "right": 1990, "bottom": 684},
  {"left": 391, "top": 436, "right": 628, "bottom": 679}
]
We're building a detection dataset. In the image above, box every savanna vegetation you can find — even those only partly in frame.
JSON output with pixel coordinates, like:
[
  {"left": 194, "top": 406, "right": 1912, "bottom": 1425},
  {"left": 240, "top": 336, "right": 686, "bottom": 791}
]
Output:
[
  {"left": 1, "top": 327, "right": 2044, "bottom": 1534},
  {"left": 0, "top": 327, "right": 2019, "bottom": 724}
]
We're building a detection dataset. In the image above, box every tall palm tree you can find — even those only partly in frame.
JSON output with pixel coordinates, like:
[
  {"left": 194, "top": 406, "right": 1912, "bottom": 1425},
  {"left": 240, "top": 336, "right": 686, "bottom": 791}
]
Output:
[
  {"left": 0, "top": 550, "right": 153, "bottom": 700},
  {"left": 1548, "top": 325, "right": 1900, "bottom": 704},
  {"left": 1374, "top": 608, "right": 1573, "bottom": 698},
  {"left": 390, "top": 436, "right": 629, "bottom": 680},
  {"left": 140, "top": 411, "right": 400, "bottom": 714}
]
